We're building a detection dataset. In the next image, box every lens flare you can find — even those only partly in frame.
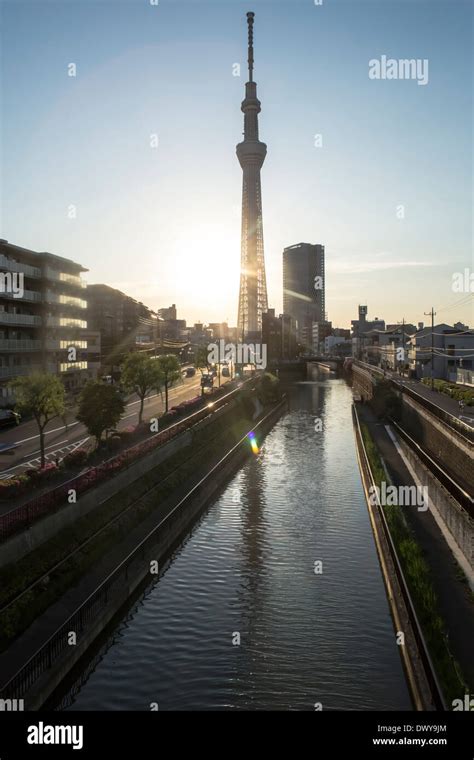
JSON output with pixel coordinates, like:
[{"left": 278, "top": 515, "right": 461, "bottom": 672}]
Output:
[{"left": 247, "top": 431, "right": 259, "bottom": 454}]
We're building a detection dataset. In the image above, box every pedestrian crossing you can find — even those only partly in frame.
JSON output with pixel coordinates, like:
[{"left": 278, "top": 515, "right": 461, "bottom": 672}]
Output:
[
  {"left": 0, "top": 437, "right": 91, "bottom": 479},
  {"left": 24, "top": 437, "right": 91, "bottom": 469}
]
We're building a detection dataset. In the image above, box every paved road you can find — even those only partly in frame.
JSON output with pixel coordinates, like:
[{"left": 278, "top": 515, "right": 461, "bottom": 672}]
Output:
[
  {"left": 364, "top": 364, "right": 474, "bottom": 426},
  {"left": 0, "top": 374, "right": 230, "bottom": 478}
]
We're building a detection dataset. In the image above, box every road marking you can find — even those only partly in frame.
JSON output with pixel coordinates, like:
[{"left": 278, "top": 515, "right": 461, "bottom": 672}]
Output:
[
  {"left": 23, "top": 439, "right": 68, "bottom": 458},
  {"left": 14, "top": 421, "right": 79, "bottom": 445},
  {"left": 0, "top": 437, "right": 90, "bottom": 478}
]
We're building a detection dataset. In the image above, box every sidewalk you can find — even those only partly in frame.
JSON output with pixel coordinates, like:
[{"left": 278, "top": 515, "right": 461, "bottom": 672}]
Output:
[{"left": 358, "top": 403, "right": 474, "bottom": 692}]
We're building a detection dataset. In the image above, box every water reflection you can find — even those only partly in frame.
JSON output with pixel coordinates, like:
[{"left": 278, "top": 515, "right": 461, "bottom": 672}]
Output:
[{"left": 58, "top": 375, "right": 411, "bottom": 711}]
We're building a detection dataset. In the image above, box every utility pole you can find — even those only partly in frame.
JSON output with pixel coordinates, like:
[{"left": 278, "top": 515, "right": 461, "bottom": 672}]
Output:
[{"left": 424, "top": 308, "right": 436, "bottom": 390}]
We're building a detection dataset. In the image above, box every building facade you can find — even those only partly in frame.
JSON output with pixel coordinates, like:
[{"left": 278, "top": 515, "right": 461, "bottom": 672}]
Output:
[
  {"left": 283, "top": 242, "right": 325, "bottom": 348},
  {"left": 158, "top": 304, "right": 177, "bottom": 322},
  {"left": 87, "top": 284, "right": 158, "bottom": 369},
  {"left": 408, "top": 324, "right": 474, "bottom": 381},
  {"left": 0, "top": 240, "right": 89, "bottom": 404},
  {"left": 351, "top": 305, "right": 386, "bottom": 358},
  {"left": 262, "top": 309, "right": 297, "bottom": 362}
]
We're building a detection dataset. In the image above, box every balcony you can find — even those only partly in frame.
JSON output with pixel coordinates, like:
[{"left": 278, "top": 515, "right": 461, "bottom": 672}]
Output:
[
  {"left": 44, "top": 268, "right": 86, "bottom": 289},
  {"left": 0, "top": 339, "right": 42, "bottom": 351},
  {"left": 0, "top": 364, "right": 57, "bottom": 379},
  {"left": 0, "top": 312, "right": 42, "bottom": 326},
  {"left": 46, "top": 316, "right": 87, "bottom": 329},
  {"left": 0, "top": 255, "right": 42, "bottom": 279},
  {"left": 46, "top": 339, "right": 88, "bottom": 351},
  {"left": 1, "top": 289, "right": 42, "bottom": 303},
  {"left": 59, "top": 361, "right": 88, "bottom": 372},
  {"left": 45, "top": 291, "right": 87, "bottom": 309}
]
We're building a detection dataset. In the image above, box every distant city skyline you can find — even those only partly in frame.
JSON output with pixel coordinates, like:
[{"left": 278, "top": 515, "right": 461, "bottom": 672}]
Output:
[{"left": 1, "top": 0, "right": 472, "bottom": 328}]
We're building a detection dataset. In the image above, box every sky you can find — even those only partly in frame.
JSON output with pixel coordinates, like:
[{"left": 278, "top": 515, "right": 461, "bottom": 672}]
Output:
[{"left": 1, "top": 0, "right": 473, "bottom": 329}]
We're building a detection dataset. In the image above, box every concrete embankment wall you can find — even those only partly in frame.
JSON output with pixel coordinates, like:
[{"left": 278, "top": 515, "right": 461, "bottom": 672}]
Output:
[
  {"left": 399, "top": 396, "right": 473, "bottom": 493},
  {"left": 13, "top": 400, "right": 287, "bottom": 709},
  {"left": 352, "top": 406, "right": 435, "bottom": 711},
  {"left": 0, "top": 401, "right": 236, "bottom": 568},
  {"left": 395, "top": 433, "right": 473, "bottom": 572}
]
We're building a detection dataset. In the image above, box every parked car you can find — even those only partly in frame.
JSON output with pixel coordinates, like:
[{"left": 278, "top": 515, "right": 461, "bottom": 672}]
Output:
[
  {"left": 185, "top": 367, "right": 196, "bottom": 377},
  {"left": 0, "top": 409, "right": 21, "bottom": 428}
]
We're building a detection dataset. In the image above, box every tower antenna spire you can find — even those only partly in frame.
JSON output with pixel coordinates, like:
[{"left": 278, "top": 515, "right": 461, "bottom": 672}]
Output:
[{"left": 247, "top": 11, "right": 254, "bottom": 82}]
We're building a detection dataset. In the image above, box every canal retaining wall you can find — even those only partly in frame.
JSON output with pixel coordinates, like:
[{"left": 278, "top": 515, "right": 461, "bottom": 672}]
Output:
[
  {"left": 352, "top": 404, "right": 443, "bottom": 712},
  {"left": 399, "top": 396, "right": 473, "bottom": 494},
  {"left": 391, "top": 430, "right": 473, "bottom": 574},
  {"left": 0, "top": 399, "right": 237, "bottom": 569},
  {"left": 1, "top": 399, "right": 287, "bottom": 709}
]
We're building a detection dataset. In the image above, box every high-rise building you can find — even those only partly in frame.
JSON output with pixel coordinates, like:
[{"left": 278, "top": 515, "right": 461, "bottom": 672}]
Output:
[
  {"left": 237, "top": 12, "right": 268, "bottom": 339},
  {"left": 282, "top": 243, "right": 325, "bottom": 346},
  {"left": 0, "top": 239, "right": 89, "bottom": 403}
]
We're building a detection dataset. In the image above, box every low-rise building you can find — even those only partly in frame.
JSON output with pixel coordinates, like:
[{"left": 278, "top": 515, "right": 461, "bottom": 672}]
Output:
[
  {"left": 351, "top": 305, "right": 385, "bottom": 358},
  {"left": 312, "top": 321, "right": 332, "bottom": 354},
  {"left": 324, "top": 335, "right": 352, "bottom": 356},
  {"left": 262, "top": 309, "right": 297, "bottom": 363},
  {"left": 408, "top": 324, "right": 474, "bottom": 381}
]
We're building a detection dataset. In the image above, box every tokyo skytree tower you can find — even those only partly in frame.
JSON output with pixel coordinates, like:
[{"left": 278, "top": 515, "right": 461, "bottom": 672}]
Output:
[{"left": 236, "top": 11, "right": 268, "bottom": 338}]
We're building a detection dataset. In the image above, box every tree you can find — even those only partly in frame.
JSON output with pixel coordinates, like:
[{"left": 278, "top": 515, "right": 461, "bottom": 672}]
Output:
[
  {"left": 121, "top": 353, "right": 164, "bottom": 424},
  {"left": 195, "top": 345, "right": 212, "bottom": 396},
  {"left": 10, "top": 372, "right": 65, "bottom": 468},
  {"left": 77, "top": 381, "right": 125, "bottom": 447},
  {"left": 257, "top": 372, "right": 281, "bottom": 405},
  {"left": 156, "top": 354, "right": 181, "bottom": 412},
  {"left": 195, "top": 345, "right": 211, "bottom": 375}
]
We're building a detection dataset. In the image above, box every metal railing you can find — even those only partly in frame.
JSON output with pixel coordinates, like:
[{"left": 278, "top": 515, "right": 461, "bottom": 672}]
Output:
[
  {"left": 0, "top": 395, "right": 285, "bottom": 701},
  {"left": 352, "top": 404, "right": 446, "bottom": 711}
]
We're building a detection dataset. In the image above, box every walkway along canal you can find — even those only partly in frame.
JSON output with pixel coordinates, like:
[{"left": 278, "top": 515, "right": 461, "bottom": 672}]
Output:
[{"left": 54, "top": 374, "right": 411, "bottom": 710}]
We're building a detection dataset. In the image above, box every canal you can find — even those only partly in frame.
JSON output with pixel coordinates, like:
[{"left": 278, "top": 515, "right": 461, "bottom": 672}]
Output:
[{"left": 56, "top": 373, "right": 411, "bottom": 710}]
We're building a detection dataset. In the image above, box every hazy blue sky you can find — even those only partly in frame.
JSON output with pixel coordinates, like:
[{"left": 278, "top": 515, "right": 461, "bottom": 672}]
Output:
[{"left": 1, "top": 0, "right": 472, "bottom": 328}]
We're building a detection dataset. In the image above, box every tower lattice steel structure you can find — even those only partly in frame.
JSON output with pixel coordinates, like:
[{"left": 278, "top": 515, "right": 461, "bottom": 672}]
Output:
[{"left": 237, "top": 11, "right": 268, "bottom": 338}]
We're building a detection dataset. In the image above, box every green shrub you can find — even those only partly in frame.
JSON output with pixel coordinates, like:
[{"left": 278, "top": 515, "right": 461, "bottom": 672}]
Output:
[{"left": 63, "top": 448, "right": 89, "bottom": 467}]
